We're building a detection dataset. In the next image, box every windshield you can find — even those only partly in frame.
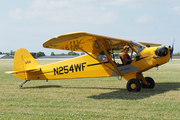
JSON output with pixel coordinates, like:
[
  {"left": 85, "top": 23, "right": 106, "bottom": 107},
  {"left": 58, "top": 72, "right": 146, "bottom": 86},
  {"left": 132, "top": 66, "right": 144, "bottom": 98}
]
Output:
[{"left": 130, "top": 41, "right": 146, "bottom": 53}]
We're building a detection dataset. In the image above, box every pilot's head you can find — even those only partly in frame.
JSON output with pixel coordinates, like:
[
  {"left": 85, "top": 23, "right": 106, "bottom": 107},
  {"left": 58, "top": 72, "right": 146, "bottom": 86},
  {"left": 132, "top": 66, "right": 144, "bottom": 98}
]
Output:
[{"left": 123, "top": 45, "right": 129, "bottom": 52}]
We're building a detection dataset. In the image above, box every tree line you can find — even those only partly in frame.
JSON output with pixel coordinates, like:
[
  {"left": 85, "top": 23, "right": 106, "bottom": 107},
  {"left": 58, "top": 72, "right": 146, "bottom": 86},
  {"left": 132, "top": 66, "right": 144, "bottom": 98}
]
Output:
[
  {"left": 0, "top": 50, "right": 15, "bottom": 56},
  {"left": 0, "top": 50, "right": 46, "bottom": 58},
  {"left": 1, "top": 50, "right": 180, "bottom": 58},
  {"left": 0, "top": 50, "right": 85, "bottom": 58},
  {"left": 50, "top": 51, "right": 85, "bottom": 56}
]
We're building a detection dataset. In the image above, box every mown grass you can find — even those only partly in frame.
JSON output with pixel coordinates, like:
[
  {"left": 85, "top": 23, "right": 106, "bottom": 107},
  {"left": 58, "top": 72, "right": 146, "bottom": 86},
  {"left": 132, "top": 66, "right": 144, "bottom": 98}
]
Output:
[{"left": 0, "top": 60, "right": 180, "bottom": 120}]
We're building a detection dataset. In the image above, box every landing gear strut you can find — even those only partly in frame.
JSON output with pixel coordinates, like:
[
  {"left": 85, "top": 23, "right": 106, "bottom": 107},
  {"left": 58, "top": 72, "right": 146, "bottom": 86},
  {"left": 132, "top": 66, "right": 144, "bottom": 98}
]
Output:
[
  {"left": 19, "top": 80, "right": 29, "bottom": 87},
  {"left": 141, "top": 77, "right": 155, "bottom": 88}
]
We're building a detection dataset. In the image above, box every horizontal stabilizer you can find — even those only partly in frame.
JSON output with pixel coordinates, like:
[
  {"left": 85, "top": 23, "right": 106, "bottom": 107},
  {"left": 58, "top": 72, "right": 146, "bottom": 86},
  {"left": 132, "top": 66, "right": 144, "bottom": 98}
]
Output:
[
  {"left": 5, "top": 71, "right": 19, "bottom": 74},
  {"left": 5, "top": 68, "right": 41, "bottom": 74}
]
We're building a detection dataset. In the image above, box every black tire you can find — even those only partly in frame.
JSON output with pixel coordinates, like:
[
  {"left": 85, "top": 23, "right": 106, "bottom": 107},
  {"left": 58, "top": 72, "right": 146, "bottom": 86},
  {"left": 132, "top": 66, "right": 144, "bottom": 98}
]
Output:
[
  {"left": 142, "top": 77, "right": 155, "bottom": 89},
  {"left": 127, "top": 79, "right": 141, "bottom": 92}
]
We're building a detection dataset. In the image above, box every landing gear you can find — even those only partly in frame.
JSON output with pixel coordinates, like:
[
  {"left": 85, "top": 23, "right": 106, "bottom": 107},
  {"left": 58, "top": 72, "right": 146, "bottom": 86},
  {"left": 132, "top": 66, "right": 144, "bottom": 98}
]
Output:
[
  {"left": 141, "top": 77, "right": 155, "bottom": 89},
  {"left": 19, "top": 80, "right": 29, "bottom": 87},
  {"left": 126, "top": 75, "right": 155, "bottom": 92},
  {"left": 127, "top": 79, "right": 141, "bottom": 92}
]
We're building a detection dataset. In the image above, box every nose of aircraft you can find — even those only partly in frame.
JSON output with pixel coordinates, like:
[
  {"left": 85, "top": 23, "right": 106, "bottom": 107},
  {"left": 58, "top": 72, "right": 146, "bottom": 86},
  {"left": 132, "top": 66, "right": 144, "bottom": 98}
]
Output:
[
  {"left": 155, "top": 41, "right": 174, "bottom": 60},
  {"left": 155, "top": 46, "right": 168, "bottom": 57}
]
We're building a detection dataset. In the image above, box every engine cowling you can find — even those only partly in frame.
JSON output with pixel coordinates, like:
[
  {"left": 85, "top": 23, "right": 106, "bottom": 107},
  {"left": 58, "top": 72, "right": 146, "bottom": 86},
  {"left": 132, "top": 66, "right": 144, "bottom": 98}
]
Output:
[{"left": 155, "top": 46, "right": 168, "bottom": 57}]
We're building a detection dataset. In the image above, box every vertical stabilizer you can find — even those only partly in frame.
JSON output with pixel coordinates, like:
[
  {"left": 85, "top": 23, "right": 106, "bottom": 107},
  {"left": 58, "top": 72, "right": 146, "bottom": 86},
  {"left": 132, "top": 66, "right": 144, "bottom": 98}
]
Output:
[{"left": 13, "top": 48, "right": 41, "bottom": 80}]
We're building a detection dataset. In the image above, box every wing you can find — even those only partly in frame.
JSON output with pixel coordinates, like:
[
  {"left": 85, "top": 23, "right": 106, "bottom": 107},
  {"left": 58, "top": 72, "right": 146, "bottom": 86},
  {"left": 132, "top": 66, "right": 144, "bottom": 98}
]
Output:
[
  {"left": 139, "top": 41, "right": 161, "bottom": 47},
  {"left": 43, "top": 32, "right": 162, "bottom": 53},
  {"left": 43, "top": 32, "right": 131, "bottom": 53}
]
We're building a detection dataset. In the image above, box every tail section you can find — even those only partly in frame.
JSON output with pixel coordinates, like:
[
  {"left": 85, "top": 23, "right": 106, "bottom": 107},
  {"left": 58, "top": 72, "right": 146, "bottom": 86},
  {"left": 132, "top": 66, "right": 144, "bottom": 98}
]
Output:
[
  {"left": 13, "top": 48, "right": 40, "bottom": 71},
  {"left": 6, "top": 48, "right": 41, "bottom": 80}
]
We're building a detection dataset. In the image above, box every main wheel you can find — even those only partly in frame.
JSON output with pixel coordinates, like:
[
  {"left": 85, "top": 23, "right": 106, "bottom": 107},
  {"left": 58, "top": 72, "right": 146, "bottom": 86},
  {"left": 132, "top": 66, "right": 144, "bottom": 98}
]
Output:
[
  {"left": 127, "top": 79, "right": 141, "bottom": 92},
  {"left": 142, "top": 77, "right": 155, "bottom": 89}
]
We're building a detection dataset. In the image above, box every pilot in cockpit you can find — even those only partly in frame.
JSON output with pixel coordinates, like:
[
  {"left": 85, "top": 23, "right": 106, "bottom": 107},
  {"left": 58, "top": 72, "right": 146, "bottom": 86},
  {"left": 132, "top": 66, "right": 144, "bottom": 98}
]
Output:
[{"left": 121, "top": 45, "right": 132, "bottom": 65}]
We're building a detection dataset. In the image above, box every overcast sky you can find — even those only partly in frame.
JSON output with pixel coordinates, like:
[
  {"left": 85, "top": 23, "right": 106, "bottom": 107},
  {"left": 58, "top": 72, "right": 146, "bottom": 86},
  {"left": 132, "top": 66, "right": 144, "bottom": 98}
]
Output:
[{"left": 0, "top": 0, "right": 180, "bottom": 55}]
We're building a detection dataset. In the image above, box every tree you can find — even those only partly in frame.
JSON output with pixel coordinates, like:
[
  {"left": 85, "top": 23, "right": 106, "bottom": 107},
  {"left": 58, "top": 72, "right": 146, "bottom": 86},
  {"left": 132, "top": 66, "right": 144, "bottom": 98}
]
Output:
[
  {"left": 10, "top": 50, "right": 15, "bottom": 55},
  {"left": 133, "top": 54, "right": 137, "bottom": 58},
  {"left": 68, "top": 51, "right": 74, "bottom": 55},
  {"left": 60, "top": 53, "right": 66, "bottom": 55},
  {"left": 30, "top": 52, "right": 37, "bottom": 58},
  {"left": 5, "top": 53, "right": 10, "bottom": 55},
  {"left": 68, "top": 51, "right": 79, "bottom": 55},
  {"left": 0, "top": 52, "right": 2, "bottom": 54},
  {"left": 81, "top": 52, "right": 85, "bottom": 55},
  {"left": 36, "top": 52, "right": 45, "bottom": 58},
  {"left": 114, "top": 53, "right": 119, "bottom": 57},
  {"left": 35, "top": 53, "right": 38, "bottom": 58},
  {"left": 31, "top": 52, "right": 45, "bottom": 58},
  {"left": 176, "top": 52, "right": 180, "bottom": 56},
  {"left": 51, "top": 52, "right": 55, "bottom": 56}
]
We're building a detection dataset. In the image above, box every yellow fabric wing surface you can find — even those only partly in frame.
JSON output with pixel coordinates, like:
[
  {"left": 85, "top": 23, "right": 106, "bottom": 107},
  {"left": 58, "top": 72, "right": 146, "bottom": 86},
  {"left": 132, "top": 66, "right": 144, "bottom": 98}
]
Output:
[
  {"left": 43, "top": 32, "right": 161, "bottom": 53},
  {"left": 43, "top": 32, "right": 131, "bottom": 53},
  {"left": 139, "top": 41, "right": 161, "bottom": 47}
]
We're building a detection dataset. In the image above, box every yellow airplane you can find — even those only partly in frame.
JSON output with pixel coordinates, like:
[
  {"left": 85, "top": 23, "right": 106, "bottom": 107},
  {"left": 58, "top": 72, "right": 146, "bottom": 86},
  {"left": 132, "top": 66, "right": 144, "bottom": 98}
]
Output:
[{"left": 6, "top": 32, "right": 174, "bottom": 92}]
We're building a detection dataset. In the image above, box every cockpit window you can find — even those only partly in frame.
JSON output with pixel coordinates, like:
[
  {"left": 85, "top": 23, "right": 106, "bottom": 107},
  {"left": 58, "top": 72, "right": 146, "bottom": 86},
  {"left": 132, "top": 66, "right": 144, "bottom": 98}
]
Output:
[
  {"left": 130, "top": 41, "right": 146, "bottom": 53},
  {"left": 97, "top": 51, "right": 112, "bottom": 62},
  {"left": 97, "top": 54, "right": 105, "bottom": 61}
]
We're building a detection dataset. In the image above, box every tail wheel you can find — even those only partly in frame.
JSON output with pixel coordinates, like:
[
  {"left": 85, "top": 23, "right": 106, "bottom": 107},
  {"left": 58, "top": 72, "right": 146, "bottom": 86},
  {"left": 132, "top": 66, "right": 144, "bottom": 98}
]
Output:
[
  {"left": 142, "top": 77, "right": 155, "bottom": 89},
  {"left": 127, "top": 79, "right": 141, "bottom": 92}
]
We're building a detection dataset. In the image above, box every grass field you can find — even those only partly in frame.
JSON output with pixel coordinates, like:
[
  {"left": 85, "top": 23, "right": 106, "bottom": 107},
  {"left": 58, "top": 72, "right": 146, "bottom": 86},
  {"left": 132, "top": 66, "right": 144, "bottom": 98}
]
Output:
[{"left": 0, "top": 60, "right": 180, "bottom": 120}]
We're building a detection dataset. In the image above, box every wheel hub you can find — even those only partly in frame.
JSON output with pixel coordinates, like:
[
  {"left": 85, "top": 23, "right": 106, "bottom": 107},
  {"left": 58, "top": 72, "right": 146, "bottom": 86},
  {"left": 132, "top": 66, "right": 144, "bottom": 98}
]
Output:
[{"left": 131, "top": 83, "right": 136, "bottom": 89}]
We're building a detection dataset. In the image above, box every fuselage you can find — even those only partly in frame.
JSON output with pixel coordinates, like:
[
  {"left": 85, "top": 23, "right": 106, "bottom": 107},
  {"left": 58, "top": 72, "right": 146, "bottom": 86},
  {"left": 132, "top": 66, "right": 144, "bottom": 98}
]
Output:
[{"left": 26, "top": 46, "right": 170, "bottom": 81}]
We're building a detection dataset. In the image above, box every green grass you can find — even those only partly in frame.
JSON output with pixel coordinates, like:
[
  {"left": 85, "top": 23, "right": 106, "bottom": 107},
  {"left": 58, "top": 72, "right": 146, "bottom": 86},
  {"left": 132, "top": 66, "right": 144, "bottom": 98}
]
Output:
[{"left": 0, "top": 60, "right": 180, "bottom": 120}]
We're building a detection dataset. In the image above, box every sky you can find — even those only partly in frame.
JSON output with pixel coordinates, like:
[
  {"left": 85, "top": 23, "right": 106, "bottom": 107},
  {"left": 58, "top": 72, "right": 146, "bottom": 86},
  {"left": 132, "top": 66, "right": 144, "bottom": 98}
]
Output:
[{"left": 0, "top": 0, "right": 180, "bottom": 55}]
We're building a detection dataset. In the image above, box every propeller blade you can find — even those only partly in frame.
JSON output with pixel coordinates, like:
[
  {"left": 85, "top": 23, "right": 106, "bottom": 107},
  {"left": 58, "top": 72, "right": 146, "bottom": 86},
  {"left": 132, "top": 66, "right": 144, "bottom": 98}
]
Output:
[{"left": 170, "top": 39, "right": 175, "bottom": 60}]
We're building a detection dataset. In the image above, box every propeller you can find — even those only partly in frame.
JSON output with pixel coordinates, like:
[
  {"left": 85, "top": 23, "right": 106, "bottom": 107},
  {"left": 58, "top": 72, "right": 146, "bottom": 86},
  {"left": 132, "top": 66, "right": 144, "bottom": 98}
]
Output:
[{"left": 170, "top": 39, "right": 175, "bottom": 60}]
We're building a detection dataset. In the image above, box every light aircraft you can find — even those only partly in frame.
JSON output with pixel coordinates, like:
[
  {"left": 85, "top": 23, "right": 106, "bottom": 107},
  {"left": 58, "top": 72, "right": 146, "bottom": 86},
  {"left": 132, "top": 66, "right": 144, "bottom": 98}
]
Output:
[{"left": 6, "top": 32, "right": 174, "bottom": 92}]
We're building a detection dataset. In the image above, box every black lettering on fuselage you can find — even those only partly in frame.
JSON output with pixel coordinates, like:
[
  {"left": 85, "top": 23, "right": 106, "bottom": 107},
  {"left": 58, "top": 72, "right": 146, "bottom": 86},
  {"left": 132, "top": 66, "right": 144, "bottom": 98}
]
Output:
[
  {"left": 69, "top": 65, "right": 74, "bottom": 73},
  {"left": 74, "top": 64, "right": 81, "bottom": 72},
  {"left": 82, "top": 62, "right": 86, "bottom": 71},
  {"left": 53, "top": 62, "right": 86, "bottom": 75},
  {"left": 59, "top": 66, "right": 64, "bottom": 75},
  {"left": 54, "top": 67, "right": 59, "bottom": 75}
]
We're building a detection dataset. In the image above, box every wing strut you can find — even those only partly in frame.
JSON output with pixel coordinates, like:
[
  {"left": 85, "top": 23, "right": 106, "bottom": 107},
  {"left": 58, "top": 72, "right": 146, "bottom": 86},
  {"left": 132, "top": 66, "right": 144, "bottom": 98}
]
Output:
[
  {"left": 96, "top": 40, "right": 122, "bottom": 76},
  {"left": 77, "top": 46, "right": 120, "bottom": 75}
]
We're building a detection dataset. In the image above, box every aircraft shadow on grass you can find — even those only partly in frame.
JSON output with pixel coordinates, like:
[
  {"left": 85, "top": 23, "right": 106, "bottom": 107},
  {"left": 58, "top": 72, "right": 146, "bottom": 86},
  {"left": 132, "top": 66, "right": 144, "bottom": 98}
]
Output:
[
  {"left": 88, "top": 82, "right": 180, "bottom": 100},
  {"left": 21, "top": 82, "right": 180, "bottom": 100},
  {"left": 20, "top": 85, "right": 62, "bottom": 89}
]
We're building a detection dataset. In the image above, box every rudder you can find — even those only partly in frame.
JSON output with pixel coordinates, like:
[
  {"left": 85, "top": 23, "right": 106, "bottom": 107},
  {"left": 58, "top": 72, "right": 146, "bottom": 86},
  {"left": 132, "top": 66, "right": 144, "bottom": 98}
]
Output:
[{"left": 13, "top": 48, "right": 41, "bottom": 80}]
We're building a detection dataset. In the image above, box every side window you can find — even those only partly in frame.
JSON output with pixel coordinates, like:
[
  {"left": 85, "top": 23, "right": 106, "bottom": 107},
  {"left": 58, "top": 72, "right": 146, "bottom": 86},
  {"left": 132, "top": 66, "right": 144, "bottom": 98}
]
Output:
[
  {"left": 132, "top": 52, "right": 137, "bottom": 59},
  {"left": 97, "top": 52, "right": 112, "bottom": 62},
  {"left": 97, "top": 54, "right": 105, "bottom": 61}
]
